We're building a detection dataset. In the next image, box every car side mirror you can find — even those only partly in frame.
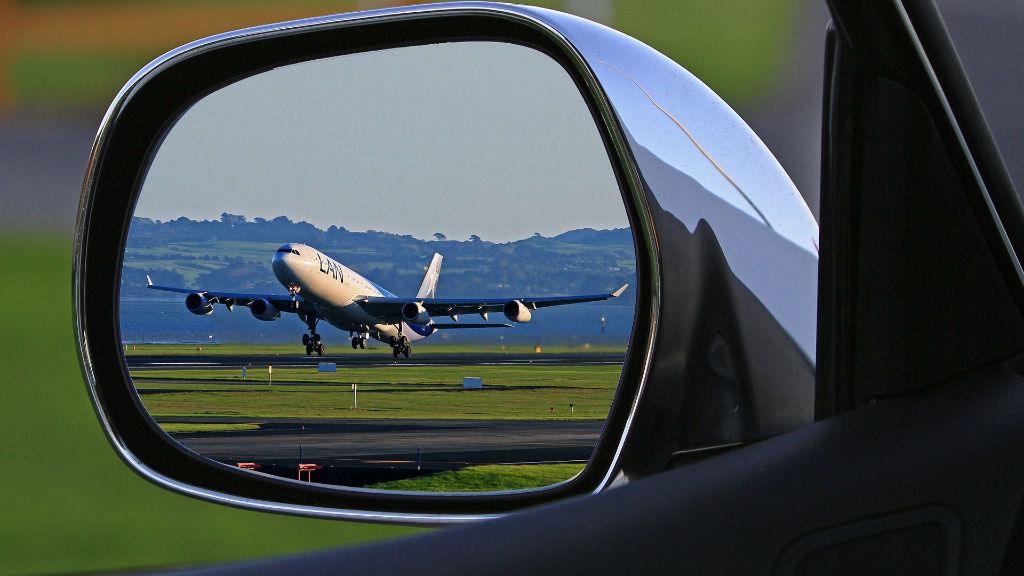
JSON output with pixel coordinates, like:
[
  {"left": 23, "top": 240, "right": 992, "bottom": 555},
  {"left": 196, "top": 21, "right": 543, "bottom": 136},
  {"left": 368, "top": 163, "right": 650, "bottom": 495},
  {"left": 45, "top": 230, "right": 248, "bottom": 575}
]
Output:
[{"left": 75, "top": 2, "right": 818, "bottom": 523}]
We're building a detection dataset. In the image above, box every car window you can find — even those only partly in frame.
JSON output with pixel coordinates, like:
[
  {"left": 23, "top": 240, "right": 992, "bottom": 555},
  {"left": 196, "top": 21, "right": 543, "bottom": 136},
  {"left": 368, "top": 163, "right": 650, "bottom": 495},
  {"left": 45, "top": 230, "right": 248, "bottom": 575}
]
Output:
[{"left": 934, "top": 0, "right": 1024, "bottom": 197}]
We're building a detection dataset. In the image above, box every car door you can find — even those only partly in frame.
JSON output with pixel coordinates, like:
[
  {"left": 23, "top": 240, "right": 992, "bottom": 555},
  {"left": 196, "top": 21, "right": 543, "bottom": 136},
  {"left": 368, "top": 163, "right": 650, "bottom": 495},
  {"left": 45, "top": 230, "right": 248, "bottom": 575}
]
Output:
[
  {"left": 166, "top": 1, "right": 1024, "bottom": 573},
  {"left": 65, "top": 0, "right": 1024, "bottom": 574}
]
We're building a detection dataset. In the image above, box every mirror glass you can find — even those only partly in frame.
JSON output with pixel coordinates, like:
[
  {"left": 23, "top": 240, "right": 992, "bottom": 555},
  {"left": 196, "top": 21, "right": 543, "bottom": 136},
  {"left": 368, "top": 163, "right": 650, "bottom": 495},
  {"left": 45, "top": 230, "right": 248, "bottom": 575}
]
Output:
[{"left": 120, "top": 41, "right": 635, "bottom": 493}]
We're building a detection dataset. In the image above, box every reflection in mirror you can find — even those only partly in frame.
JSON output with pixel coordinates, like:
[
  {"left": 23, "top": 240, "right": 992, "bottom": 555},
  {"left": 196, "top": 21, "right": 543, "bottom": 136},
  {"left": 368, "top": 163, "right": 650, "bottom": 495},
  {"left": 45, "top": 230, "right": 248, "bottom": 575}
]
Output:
[{"left": 120, "top": 42, "right": 635, "bottom": 493}]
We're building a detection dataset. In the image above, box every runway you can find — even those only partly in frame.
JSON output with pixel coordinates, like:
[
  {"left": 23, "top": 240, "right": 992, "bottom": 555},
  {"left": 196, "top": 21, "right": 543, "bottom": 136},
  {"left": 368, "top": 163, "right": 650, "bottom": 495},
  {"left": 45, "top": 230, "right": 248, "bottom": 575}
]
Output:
[
  {"left": 127, "top": 351, "right": 625, "bottom": 370},
  {"left": 133, "top": 351, "right": 615, "bottom": 486},
  {"left": 162, "top": 416, "right": 603, "bottom": 487}
]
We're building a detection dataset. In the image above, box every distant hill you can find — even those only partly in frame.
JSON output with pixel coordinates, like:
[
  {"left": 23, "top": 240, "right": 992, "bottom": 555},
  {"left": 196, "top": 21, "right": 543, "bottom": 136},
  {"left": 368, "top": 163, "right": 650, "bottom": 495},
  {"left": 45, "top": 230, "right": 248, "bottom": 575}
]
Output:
[{"left": 122, "top": 214, "right": 636, "bottom": 300}]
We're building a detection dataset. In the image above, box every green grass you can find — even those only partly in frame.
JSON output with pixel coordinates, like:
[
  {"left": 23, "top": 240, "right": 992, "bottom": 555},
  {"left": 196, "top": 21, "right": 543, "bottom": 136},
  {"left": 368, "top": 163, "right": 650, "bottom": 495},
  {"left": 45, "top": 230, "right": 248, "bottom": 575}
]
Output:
[
  {"left": 368, "top": 463, "right": 586, "bottom": 492},
  {"left": 124, "top": 240, "right": 284, "bottom": 285},
  {"left": 0, "top": 234, "right": 418, "bottom": 576},
  {"left": 133, "top": 364, "right": 619, "bottom": 420},
  {"left": 12, "top": 52, "right": 154, "bottom": 107},
  {"left": 159, "top": 422, "right": 261, "bottom": 433},
  {"left": 613, "top": 0, "right": 801, "bottom": 104}
]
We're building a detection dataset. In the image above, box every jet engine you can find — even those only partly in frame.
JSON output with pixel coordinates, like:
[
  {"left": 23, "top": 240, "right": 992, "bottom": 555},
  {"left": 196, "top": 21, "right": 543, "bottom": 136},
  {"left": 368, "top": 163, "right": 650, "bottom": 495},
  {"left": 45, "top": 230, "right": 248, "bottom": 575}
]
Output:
[
  {"left": 249, "top": 298, "right": 280, "bottom": 321},
  {"left": 503, "top": 300, "right": 533, "bottom": 323},
  {"left": 185, "top": 293, "right": 213, "bottom": 316},
  {"left": 402, "top": 302, "right": 431, "bottom": 325}
]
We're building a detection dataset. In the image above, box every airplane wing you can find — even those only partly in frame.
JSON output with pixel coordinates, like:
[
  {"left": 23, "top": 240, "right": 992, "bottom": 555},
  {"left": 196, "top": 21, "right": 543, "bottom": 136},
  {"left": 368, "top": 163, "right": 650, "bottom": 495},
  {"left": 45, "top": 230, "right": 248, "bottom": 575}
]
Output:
[
  {"left": 354, "top": 284, "right": 628, "bottom": 324},
  {"left": 145, "top": 275, "right": 313, "bottom": 314}
]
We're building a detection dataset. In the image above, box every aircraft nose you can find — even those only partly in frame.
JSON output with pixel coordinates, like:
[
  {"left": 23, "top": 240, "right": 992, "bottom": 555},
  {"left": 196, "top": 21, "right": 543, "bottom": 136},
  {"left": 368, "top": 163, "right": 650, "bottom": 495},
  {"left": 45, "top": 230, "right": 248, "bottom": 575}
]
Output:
[{"left": 273, "top": 245, "right": 298, "bottom": 281}]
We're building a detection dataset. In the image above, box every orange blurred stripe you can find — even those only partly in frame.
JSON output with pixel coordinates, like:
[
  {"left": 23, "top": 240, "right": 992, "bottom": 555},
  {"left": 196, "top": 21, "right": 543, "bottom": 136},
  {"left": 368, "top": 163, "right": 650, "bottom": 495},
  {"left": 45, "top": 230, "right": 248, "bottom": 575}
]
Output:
[
  {"left": 9, "top": 1, "right": 429, "bottom": 53},
  {"left": 0, "top": 0, "right": 11, "bottom": 107}
]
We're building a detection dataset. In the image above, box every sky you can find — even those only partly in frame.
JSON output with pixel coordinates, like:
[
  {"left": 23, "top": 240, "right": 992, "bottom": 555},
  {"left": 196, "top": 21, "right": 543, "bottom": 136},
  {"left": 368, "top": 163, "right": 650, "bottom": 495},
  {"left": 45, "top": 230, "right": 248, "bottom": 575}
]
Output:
[{"left": 136, "top": 41, "right": 628, "bottom": 243}]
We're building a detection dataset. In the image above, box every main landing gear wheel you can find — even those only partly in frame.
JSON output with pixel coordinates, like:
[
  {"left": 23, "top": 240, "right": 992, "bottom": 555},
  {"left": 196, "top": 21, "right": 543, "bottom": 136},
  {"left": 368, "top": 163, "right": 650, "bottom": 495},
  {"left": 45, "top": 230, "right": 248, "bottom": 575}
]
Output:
[
  {"left": 351, "top": 336, "right": 367, "bottom": 349},
  {"left": 304, "top": 333, "right": 323, "bottom": 355},
  {"left": 390, "top": 327, "right": 410, "bottom": 358},
  {"left": 391, "top": 338, "right": 411, "bottom": 358}
]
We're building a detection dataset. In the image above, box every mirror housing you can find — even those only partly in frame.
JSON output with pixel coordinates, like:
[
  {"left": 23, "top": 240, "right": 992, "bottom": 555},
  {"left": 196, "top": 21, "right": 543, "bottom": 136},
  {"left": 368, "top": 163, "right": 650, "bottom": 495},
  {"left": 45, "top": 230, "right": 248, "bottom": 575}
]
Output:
[{"left": 75, "top": 2, "right": 817, "bottom": 523}]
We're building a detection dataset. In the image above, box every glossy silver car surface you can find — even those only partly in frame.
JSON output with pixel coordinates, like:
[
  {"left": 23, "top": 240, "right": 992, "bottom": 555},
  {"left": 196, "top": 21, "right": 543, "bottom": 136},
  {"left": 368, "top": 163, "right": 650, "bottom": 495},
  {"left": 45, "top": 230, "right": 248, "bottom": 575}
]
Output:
[{"left": 76, "top": 2, "right": 818, "bottom": 523}]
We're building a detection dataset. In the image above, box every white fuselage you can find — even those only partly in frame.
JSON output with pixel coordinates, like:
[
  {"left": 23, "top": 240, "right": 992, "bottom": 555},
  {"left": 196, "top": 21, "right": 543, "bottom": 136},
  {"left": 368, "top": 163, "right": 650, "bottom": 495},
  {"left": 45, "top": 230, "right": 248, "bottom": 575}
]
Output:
[{"left": 271, "top": 243, "right": 432, "bottom": 344}]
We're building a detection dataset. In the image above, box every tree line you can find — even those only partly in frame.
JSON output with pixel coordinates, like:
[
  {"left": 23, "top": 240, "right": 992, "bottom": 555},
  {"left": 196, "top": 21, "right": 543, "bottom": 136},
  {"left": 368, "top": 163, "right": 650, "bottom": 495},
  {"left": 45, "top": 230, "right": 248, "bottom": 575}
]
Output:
[{"left": 123, "top": 214, "right": 636, "bottom": 299}]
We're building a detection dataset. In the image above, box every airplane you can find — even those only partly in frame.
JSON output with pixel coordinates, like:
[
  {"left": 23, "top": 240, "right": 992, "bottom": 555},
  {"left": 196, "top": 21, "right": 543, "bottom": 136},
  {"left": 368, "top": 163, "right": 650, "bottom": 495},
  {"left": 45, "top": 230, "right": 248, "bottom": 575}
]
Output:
[{"left": 146, "top": 243, "right": 628, "bottom": 358}]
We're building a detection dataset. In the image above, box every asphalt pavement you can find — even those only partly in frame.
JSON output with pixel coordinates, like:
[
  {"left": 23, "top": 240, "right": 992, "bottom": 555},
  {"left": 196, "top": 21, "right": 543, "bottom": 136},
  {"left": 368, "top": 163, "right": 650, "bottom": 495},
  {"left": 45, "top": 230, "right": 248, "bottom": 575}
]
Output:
[{"left": 163, "top": 417, "right": 602, "bottom": 487}]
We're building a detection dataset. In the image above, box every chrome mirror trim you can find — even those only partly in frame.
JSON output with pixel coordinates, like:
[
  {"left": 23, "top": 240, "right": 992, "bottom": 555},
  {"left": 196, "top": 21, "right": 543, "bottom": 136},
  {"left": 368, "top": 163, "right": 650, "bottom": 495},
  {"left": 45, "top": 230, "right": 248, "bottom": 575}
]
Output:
[{"left": 75, "top": 1, "right": 817, "bottom": 523}]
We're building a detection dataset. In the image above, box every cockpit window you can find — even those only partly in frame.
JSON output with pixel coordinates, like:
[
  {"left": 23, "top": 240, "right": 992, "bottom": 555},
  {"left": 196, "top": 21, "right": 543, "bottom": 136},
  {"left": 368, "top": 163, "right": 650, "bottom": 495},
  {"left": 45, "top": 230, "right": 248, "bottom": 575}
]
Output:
[{"left": 292, "top": 249, "right": 300, "bottom": 255}]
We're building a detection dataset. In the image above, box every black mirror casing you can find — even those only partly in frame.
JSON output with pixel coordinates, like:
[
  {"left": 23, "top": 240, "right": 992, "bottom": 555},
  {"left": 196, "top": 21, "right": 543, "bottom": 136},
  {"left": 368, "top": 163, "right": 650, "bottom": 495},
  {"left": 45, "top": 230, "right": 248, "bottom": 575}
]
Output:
[{"left": 75, "top": 2, "right": 818, "bottom": 522}]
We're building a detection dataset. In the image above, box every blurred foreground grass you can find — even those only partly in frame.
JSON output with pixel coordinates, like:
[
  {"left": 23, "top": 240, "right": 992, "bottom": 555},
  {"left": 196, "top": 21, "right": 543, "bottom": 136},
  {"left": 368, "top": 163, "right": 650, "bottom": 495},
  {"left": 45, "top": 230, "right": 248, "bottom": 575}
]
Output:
[
  {"left": 0, "top": 234, "right": 418, "bottom": 575},
  {"left": 8, "top": 0, "right": 800, "bottom": 109}
]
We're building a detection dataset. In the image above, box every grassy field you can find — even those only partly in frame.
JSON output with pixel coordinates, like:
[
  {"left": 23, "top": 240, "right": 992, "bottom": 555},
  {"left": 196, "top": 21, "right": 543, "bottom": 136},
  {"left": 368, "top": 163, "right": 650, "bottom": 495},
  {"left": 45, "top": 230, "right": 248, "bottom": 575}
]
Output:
[
  {"left": 133, "top": 364, "right": 620, "bottom": 420},
  {"left": 369, "top": 463, "right": 586, "bottom": 492},
  {"left": 124, "top": 239, "right": 284, "bottom": 285},
  {"left": 0, "top": 235, "right": 418, "bottom": 576}
]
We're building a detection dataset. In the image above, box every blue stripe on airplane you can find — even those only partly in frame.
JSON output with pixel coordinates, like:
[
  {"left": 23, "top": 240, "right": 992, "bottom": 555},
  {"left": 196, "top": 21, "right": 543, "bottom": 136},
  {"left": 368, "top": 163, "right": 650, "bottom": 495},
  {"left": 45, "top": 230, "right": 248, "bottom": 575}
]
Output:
[{"left": 405, "top": 322, "right": 434, "bottom": 337}]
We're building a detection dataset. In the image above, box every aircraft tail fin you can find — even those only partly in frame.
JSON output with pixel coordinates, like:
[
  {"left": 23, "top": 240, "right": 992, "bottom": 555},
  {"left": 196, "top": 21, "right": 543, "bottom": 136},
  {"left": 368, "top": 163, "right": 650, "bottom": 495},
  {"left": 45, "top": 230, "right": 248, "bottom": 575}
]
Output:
[{"left": 416, "top": 253, "right": 443, "bottom": 299}]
